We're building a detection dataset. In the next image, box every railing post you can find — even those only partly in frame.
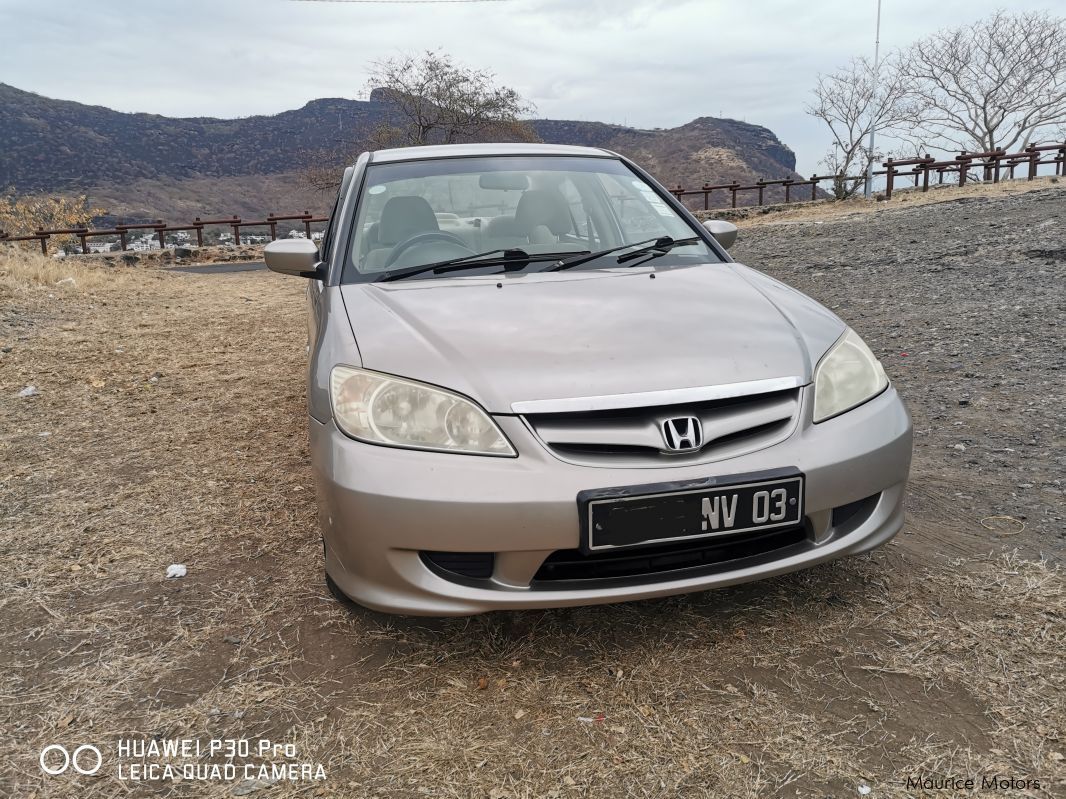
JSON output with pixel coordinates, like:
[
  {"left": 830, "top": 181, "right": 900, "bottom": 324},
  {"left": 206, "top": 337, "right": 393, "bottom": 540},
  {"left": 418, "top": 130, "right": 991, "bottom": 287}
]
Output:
[
  {"left": 194, "top": 220, "right": 204, "bottom": 247},
  {"left": 730, "top": 182, "right": 739, "bottom": 208},
  {"left": 156, "top": 221, "right": 166, "bottom": 249},
  {"left": 700, "top": 185, "right": 710, "bottom": 211},
  {"left": 39, "top": 233, "right": 48, "bottom": 255},
  {"left": 992, "top": 152, "right": 1001, "bottom": 183},
  {"left": 958, "top": 153, "right": 968, "bottom": 187},
  {"left": 884, "top": 159, "right": 895, "bottom": 200},
  {"left": 79, "top": 232, "right": 89, "bottom": 254},
  {"left": 119, "top": 229, "right": 128, "bottom": 251},
  {"left": 922, "top": 163, "right": 930, "bottom": 192},
  {"left": 1027, "top": 146, "right": 1039, "bottom": 180},
  {"left": 783, "top": 179, "right": 793, "bottom": 204},
  {"left": 756, "top": 179, "right": 765, "bottom": 206},
  {"left": 303, "top": 211, "right": 312, "bottom": 238}
]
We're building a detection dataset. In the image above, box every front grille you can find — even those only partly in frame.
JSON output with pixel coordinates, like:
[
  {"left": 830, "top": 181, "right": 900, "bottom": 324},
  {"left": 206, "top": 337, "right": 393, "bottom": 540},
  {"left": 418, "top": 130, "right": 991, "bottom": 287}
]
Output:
[
  {"left": 524, "top": 388, "right": 800, "bottom": 466},
  {"left": 532, "top": 525, "right": 808, "bottom": 586}
]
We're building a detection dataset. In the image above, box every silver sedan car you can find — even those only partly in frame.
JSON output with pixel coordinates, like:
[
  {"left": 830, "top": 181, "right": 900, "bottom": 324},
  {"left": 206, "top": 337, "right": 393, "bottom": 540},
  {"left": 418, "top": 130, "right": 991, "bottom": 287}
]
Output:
[{"left": 265, "top": 143, "right": 912, "bottom": 616}]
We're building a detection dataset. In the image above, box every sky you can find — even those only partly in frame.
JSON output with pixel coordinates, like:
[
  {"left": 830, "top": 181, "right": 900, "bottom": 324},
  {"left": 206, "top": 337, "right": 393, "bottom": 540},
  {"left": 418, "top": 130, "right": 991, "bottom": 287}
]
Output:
[{"left": 1, "top": 0, "right": 1063, "bottom": 177}]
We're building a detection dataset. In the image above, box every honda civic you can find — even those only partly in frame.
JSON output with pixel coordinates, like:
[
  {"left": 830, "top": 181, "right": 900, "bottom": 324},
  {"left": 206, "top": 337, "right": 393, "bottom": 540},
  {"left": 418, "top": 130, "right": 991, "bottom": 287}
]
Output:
[{"left": 264, "top": 143, "right": 912, "bottom": 615}]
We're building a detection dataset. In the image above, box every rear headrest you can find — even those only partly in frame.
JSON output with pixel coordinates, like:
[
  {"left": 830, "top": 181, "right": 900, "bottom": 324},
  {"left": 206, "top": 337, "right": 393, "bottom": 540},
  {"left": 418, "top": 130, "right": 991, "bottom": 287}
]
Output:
[
  {"left": 378, "top": 196, "right": 439, "bottom": 245},
  {"left": 515, "top": 190, "right": 572, "bottom": 236}
]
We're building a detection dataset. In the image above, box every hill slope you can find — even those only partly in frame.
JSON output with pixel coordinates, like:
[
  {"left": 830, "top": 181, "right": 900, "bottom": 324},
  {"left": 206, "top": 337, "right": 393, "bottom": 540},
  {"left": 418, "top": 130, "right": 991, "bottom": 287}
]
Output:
[{"left": 1, "top": 83, "right": 802, "bottom": 218}]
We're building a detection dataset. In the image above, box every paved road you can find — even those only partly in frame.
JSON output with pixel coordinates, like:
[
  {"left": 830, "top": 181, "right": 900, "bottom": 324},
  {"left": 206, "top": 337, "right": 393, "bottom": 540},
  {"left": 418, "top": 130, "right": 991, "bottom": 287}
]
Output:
[{"left": 171, "top": 261, "right": 267, "bottom": 274}]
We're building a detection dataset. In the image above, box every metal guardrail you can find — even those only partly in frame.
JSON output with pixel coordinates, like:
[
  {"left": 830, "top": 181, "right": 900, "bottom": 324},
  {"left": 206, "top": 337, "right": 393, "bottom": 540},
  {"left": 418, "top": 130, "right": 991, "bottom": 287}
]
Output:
[
  {"left": 0, "top": 211, "right": 328, "bottom": 256},
  {"left": 666, "top": 141, "right": 1066, "bottom": 210}
]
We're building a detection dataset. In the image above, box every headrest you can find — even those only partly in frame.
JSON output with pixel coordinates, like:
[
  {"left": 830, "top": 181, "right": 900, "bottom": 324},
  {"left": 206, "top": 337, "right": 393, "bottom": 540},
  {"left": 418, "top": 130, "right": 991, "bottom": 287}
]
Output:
[
  {"left": 378, "top": 196, "right": 439, "bottom": 245},
  {"left": 515, "top": 190, "right": 572, "bottom": 236}
]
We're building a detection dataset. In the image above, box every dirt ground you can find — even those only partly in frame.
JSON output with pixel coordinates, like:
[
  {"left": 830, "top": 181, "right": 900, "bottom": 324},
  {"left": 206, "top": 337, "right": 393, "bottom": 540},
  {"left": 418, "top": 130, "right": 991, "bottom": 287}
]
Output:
[{"left": 1, "top": 186, "right": 1063, "bottom": 798}]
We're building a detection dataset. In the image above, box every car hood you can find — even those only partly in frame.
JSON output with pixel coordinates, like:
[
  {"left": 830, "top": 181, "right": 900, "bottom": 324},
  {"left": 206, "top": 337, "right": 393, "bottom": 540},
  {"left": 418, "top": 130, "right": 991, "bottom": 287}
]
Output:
[{"left": 339, "top": 263, "right": 846, "bottom": 413}]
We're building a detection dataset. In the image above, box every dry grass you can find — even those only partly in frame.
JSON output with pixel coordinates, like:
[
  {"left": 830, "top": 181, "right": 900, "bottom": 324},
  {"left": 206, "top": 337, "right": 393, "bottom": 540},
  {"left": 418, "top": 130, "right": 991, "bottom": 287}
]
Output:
[
  {"left": 697, "top": 174, "right": 1064, "bottom": 229},
  {"left": 1, "top": 244, "right": 1064, "bottom": 798},
  {"left": 0, "top": 244, "right": 143, "bottom": 293}
]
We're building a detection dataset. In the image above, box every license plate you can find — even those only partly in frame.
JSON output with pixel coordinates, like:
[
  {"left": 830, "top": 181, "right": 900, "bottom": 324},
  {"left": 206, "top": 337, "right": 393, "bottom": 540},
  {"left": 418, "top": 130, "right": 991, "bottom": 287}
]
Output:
[{"left": 579, "top": 470, "right": 804, "bottom": 552}]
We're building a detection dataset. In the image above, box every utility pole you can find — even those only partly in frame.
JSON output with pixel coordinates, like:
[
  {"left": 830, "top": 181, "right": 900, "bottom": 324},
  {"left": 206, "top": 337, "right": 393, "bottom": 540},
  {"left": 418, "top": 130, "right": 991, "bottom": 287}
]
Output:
[{"left": 864, "top": 0, "right": 883, "bottom": 199}]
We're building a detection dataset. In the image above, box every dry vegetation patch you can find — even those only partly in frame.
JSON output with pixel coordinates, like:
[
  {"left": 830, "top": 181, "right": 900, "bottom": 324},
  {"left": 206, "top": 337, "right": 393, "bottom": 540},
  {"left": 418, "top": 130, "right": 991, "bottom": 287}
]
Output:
[
  {"left": 1, "top": 206, "right": 1064, "bottom": 797},
  {"left": 698, "top": 175, "right": 1064, "bottom": 229}
]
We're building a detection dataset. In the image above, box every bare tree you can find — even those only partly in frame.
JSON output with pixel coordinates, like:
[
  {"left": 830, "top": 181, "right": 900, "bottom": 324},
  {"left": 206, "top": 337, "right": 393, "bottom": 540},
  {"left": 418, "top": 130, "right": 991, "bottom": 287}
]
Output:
[
  {"left": 306, "top": 51, "right": 538, "bottom": 191},
  {"left": 366, "top": 50, "right": 538, "bottom": 148},
  {"left": 900, "top": 10, "right": 1066, "bottom": 154},
  {"left": 806, "top": 54, "right": 913, "bottom": 198}
]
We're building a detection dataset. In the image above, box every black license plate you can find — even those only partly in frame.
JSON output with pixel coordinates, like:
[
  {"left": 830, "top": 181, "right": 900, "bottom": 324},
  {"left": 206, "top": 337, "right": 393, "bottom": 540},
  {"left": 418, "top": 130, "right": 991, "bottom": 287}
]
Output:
[{"left": 580, "top": 470, "right": 804, "bottom": 552}]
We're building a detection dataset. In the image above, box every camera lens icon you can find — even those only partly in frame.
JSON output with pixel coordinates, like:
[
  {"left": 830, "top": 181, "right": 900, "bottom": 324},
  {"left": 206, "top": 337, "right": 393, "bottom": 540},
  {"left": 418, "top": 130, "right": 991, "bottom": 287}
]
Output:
[{"left": 39, "top": 744, "right": 102, "bottom": 775}]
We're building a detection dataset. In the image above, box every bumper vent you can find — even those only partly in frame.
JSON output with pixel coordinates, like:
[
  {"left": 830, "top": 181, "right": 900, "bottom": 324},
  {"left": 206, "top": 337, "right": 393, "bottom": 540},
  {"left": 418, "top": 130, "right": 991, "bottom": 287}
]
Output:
[
  {"left": 421, "top": 551, "right": 494, "bottom": 580},
  {"left": 532, "top": 525, "right": 807, "bottom": 586},
  {"left": 831, "top": 493, "right": 881, "bottom": 531}
]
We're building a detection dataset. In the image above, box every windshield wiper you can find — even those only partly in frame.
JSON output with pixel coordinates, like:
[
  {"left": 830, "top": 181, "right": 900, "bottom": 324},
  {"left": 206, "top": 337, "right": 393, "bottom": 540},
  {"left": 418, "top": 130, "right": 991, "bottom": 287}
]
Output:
[
  {"left": 616, "top": 236, "right": 701, "bottom": 265},
  {"left": 544, "top": 236, "right": 700, "bottom": 272},
  {"left": 378, "top": 248, "right": 544, "bottom": 283}
]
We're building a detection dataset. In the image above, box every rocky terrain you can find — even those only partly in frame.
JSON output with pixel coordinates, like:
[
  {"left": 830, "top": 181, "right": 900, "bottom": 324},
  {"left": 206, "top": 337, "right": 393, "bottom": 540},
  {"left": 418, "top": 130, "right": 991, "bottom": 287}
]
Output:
[{"left": 731, "top": 186, "right": 1065, "bottom": 550}]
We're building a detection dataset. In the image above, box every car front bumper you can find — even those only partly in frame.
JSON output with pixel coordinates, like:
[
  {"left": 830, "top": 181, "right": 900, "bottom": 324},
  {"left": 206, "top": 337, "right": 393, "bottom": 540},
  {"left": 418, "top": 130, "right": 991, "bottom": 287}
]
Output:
[{"left": 312, "top": 386, "right": 912, "bottom": 615}]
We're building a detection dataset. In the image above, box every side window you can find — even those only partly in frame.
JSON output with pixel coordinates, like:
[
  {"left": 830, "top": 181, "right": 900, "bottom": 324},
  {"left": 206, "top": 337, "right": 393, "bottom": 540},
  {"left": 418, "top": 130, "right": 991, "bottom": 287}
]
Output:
[
  {"left": 321, "top": 166, "right": 356, "bottom": 265},
  {"left": 319, "top": 196, "right": 339, "bottom": 263}
]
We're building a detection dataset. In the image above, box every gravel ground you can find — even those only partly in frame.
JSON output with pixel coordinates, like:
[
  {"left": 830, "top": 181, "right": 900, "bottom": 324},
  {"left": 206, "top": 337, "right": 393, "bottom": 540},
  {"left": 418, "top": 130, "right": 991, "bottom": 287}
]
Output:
[
  {"left": 1, "top": 187, "right": 1064, "bottom": 798},
  {"left": 731, "top": 186, "right": 1066, "bottom": 554}
]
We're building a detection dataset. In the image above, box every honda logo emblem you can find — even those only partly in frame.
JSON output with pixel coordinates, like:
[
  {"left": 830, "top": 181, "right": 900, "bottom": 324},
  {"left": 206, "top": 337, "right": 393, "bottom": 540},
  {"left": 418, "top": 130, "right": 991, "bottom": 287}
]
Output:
[{"left": 660, "top": 416, "right": 703, "bottom": 452}]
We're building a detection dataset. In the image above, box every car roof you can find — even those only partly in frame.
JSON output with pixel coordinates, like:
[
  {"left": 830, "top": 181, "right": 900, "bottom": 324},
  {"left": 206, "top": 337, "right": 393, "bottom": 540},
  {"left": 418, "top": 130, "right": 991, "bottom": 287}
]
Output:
[{"left": 365, "top": 142, "right": 617, "bottom": 164}]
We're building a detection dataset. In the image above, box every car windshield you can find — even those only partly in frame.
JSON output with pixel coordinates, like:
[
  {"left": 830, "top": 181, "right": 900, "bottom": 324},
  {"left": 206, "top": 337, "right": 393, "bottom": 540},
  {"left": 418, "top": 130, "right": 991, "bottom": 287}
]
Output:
[{"left": 344, "top": 155, "right": 719, "bottom": 281}]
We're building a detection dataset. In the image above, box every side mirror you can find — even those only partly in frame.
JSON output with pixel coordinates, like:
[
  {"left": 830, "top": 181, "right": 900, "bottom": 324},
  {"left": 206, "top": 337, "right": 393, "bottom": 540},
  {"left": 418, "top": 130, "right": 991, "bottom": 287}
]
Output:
[
  {"left": 264, "top": 239, "right": 321, "bottom": 278},
  {"left": 702, "top": 219, "right": 738, "bottom": 250}
]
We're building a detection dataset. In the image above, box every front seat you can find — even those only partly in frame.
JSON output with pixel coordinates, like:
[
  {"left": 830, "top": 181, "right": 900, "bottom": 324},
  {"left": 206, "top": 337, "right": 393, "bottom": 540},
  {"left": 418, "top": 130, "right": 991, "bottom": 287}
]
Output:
[
  {"left": 364, "top": 196, "right": 439, "bottom": 271},
  {"left": 486, "top": 189, "right": 572, "bottom": 248},
  {"left": 514, "top": 189, "right": 572, "bottom": 243}
]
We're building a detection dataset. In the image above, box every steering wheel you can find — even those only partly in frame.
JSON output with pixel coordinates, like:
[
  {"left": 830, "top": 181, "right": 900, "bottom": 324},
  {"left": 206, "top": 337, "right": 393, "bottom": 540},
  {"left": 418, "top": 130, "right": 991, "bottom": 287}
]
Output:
[{"left": 384, "top": 231, "right": 473, "bottom": 268}]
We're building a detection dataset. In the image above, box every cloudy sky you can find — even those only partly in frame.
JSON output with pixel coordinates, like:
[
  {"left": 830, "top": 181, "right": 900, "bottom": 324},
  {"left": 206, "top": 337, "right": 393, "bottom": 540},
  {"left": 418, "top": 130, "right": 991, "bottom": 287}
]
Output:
[{"left": 2, "top": 0, "right": 1061, "bottom": 175}]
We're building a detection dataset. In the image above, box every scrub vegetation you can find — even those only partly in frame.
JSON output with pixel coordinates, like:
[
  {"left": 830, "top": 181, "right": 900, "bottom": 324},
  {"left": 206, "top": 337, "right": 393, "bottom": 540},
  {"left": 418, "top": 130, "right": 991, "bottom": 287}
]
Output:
[{"left": 1, "top": 187, "right": 1063, "bottom": 797}]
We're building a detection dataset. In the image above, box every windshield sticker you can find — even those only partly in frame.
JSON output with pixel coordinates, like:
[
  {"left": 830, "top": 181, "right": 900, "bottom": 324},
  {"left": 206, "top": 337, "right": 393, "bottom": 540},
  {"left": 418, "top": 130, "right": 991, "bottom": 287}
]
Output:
[{"left": 633, "top": 181, "right": 674, "bottom": 216}]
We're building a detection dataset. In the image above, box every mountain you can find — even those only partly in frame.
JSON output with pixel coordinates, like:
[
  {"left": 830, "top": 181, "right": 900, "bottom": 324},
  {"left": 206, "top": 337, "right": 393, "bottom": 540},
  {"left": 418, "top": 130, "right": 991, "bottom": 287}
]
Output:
[{"left": 0, "top": 83, "right": 803, "bottom": 221}]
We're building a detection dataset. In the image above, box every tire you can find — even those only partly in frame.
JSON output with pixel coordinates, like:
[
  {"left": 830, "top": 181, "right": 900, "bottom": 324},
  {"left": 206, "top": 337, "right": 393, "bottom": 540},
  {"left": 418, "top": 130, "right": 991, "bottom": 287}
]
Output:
[
  {"left": 326, "top": 572, "right": 357, "bottom": 606},
  {"left": 323, "top": 537, "right": 356, "bottom": 606}
]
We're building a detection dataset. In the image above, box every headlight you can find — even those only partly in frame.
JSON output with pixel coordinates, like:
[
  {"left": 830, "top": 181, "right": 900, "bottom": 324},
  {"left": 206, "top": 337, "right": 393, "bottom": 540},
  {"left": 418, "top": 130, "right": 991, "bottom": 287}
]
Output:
[
  {"left": 329, "top": 366, "right": 515, "bottom": 456},
  {"left": 812, "top": 329, "right": 889, "bottom": 423}
]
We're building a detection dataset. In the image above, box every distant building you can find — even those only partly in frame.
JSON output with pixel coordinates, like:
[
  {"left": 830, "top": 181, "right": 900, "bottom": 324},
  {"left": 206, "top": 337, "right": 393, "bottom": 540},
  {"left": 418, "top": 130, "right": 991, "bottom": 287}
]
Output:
[
  {"left": 311, "top": 231, "right": 324, "bottom": 243},
  {"left": 130, "top": 235, "right": 160, "bottom": 251},
  {"left": 288, "top": 230, "right": 307, "bottom": 239},
  {"left": 88, "top": 241, "right": 114, "bottom": 253}
]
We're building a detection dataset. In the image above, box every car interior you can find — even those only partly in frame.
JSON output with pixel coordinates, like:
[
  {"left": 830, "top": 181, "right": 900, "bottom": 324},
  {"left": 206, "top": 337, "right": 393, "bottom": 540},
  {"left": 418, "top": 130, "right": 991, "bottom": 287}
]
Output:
[{"left": 352, "top": 167, "right": 675, "bottom": 273}]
